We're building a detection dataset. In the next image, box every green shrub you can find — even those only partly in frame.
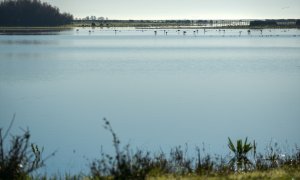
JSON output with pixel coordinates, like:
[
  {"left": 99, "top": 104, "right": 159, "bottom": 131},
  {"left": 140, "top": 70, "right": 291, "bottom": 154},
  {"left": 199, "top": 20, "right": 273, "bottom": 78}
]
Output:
[{"left": 0, "top": 114, "right": 55, "bottom": 179}]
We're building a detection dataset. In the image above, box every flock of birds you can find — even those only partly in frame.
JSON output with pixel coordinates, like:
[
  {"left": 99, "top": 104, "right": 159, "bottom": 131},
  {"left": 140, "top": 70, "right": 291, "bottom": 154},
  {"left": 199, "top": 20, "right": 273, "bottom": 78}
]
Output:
[{"left": 74, "top": 28, "right": 299, "bottom": 37}]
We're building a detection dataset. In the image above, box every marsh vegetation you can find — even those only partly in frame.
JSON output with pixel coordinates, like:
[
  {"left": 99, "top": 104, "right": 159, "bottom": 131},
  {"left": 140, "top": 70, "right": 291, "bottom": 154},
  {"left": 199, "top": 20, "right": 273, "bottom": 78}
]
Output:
[
  {"left": 89, "top": 119, "right": 300, "bottom": 179},
  {"left": 0, "top": 115, "right": 56, "bottom": 179},
  {"left": 1, "top": 117, "right": 299, "bottom": 179}
]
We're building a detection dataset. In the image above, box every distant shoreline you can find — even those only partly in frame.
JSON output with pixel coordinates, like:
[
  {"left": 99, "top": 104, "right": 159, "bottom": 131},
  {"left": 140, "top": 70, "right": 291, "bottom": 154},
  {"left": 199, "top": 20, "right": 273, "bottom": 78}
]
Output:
[
  {"left": 2, "top": 19, "right": 299, "bottom": 33},
  {"left": 0, "top": 25, "right": 299, "bottom": 33},
  {"left": 73, "top": 19, "right": 300, "bottom": 29}
]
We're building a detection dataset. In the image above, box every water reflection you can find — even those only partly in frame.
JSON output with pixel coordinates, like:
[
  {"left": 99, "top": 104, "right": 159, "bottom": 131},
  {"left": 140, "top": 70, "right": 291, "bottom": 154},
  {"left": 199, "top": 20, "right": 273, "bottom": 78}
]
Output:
[
  {"left": 0, "top": 28, "right": 72, "bottom": 35},
  {"left": 0, "top": 29, "right": 300, "bottom": 174},
  {"left": 0, "top": 39, "right": 57, "bottom": 45}
]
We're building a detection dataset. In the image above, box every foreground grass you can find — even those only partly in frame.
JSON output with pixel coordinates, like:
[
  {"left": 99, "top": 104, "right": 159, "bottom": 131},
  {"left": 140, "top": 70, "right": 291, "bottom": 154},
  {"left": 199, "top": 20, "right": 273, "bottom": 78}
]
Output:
[
  {"left": 34, "top": 166, "right": 299, "bottom": 179},
  {"left": 147, "top": 167, "right": 300, "bottom": 180}
]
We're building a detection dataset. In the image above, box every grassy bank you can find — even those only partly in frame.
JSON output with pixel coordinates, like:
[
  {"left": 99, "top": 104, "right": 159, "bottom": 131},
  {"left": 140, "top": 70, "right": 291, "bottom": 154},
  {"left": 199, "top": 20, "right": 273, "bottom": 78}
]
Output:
[{"left": 72, "top": 19, "right": 300, "bottom": 29}]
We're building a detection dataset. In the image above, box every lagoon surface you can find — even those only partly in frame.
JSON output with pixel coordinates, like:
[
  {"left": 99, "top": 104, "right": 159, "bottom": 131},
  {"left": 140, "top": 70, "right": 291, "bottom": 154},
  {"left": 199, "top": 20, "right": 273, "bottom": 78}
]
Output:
[{"left": 1, "top": 28, "right": 300, "bottom": 174}]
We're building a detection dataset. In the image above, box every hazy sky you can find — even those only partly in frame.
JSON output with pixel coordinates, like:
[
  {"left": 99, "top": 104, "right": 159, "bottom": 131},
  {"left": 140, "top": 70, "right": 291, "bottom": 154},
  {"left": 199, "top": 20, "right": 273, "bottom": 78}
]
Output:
[{"left": 43, "top": 0, "right": 300, "bottom": 19}]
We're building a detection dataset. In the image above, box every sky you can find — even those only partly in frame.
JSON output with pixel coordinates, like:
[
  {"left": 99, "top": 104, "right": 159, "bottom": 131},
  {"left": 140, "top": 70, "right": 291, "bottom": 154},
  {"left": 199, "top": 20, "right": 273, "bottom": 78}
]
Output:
[{"left": 43, "top": 0, "right": 300, "bottom": 20}]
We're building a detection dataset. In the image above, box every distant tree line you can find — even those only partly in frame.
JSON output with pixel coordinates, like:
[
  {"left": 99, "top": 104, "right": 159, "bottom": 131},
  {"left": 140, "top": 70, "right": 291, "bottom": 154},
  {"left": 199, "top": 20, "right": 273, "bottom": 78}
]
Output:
[
  {"left": 0, "top": 0, "right": 73, "bottom": 26},
  {"left": 250, "top": 20, "right": 277, "bottom": 26},
  {"left": 250, "top": 19, "right": 300, "bottom": 27}
]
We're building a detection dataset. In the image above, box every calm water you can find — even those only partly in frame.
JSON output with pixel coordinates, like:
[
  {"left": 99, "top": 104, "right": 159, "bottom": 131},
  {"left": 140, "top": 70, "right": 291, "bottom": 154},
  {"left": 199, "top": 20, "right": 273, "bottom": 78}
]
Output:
[{"left": 1, "top": 28, "right": 300, "bottom": 174}]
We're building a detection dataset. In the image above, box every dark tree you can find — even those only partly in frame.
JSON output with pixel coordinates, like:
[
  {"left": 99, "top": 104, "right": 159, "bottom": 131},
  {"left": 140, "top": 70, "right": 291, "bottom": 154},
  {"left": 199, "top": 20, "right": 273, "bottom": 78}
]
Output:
[
  {"left": 296, "top": 20, "right": 300, "bottom": 26},
  {"left": 0, "top": 0, "right": 73, "bottom": 26}
]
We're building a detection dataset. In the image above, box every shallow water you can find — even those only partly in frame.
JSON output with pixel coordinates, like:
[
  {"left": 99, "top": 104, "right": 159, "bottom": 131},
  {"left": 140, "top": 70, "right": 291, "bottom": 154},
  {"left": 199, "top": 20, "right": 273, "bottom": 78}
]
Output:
[{"left": 1, "top": 28, "right": 300, "bottom": 174}]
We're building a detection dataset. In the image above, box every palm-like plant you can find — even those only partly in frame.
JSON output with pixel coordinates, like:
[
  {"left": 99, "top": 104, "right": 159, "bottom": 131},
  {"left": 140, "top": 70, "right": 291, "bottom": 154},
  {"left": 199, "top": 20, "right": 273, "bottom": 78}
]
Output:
[{"left": 228, "top": 137, "right": 253, "bottom": 171}]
